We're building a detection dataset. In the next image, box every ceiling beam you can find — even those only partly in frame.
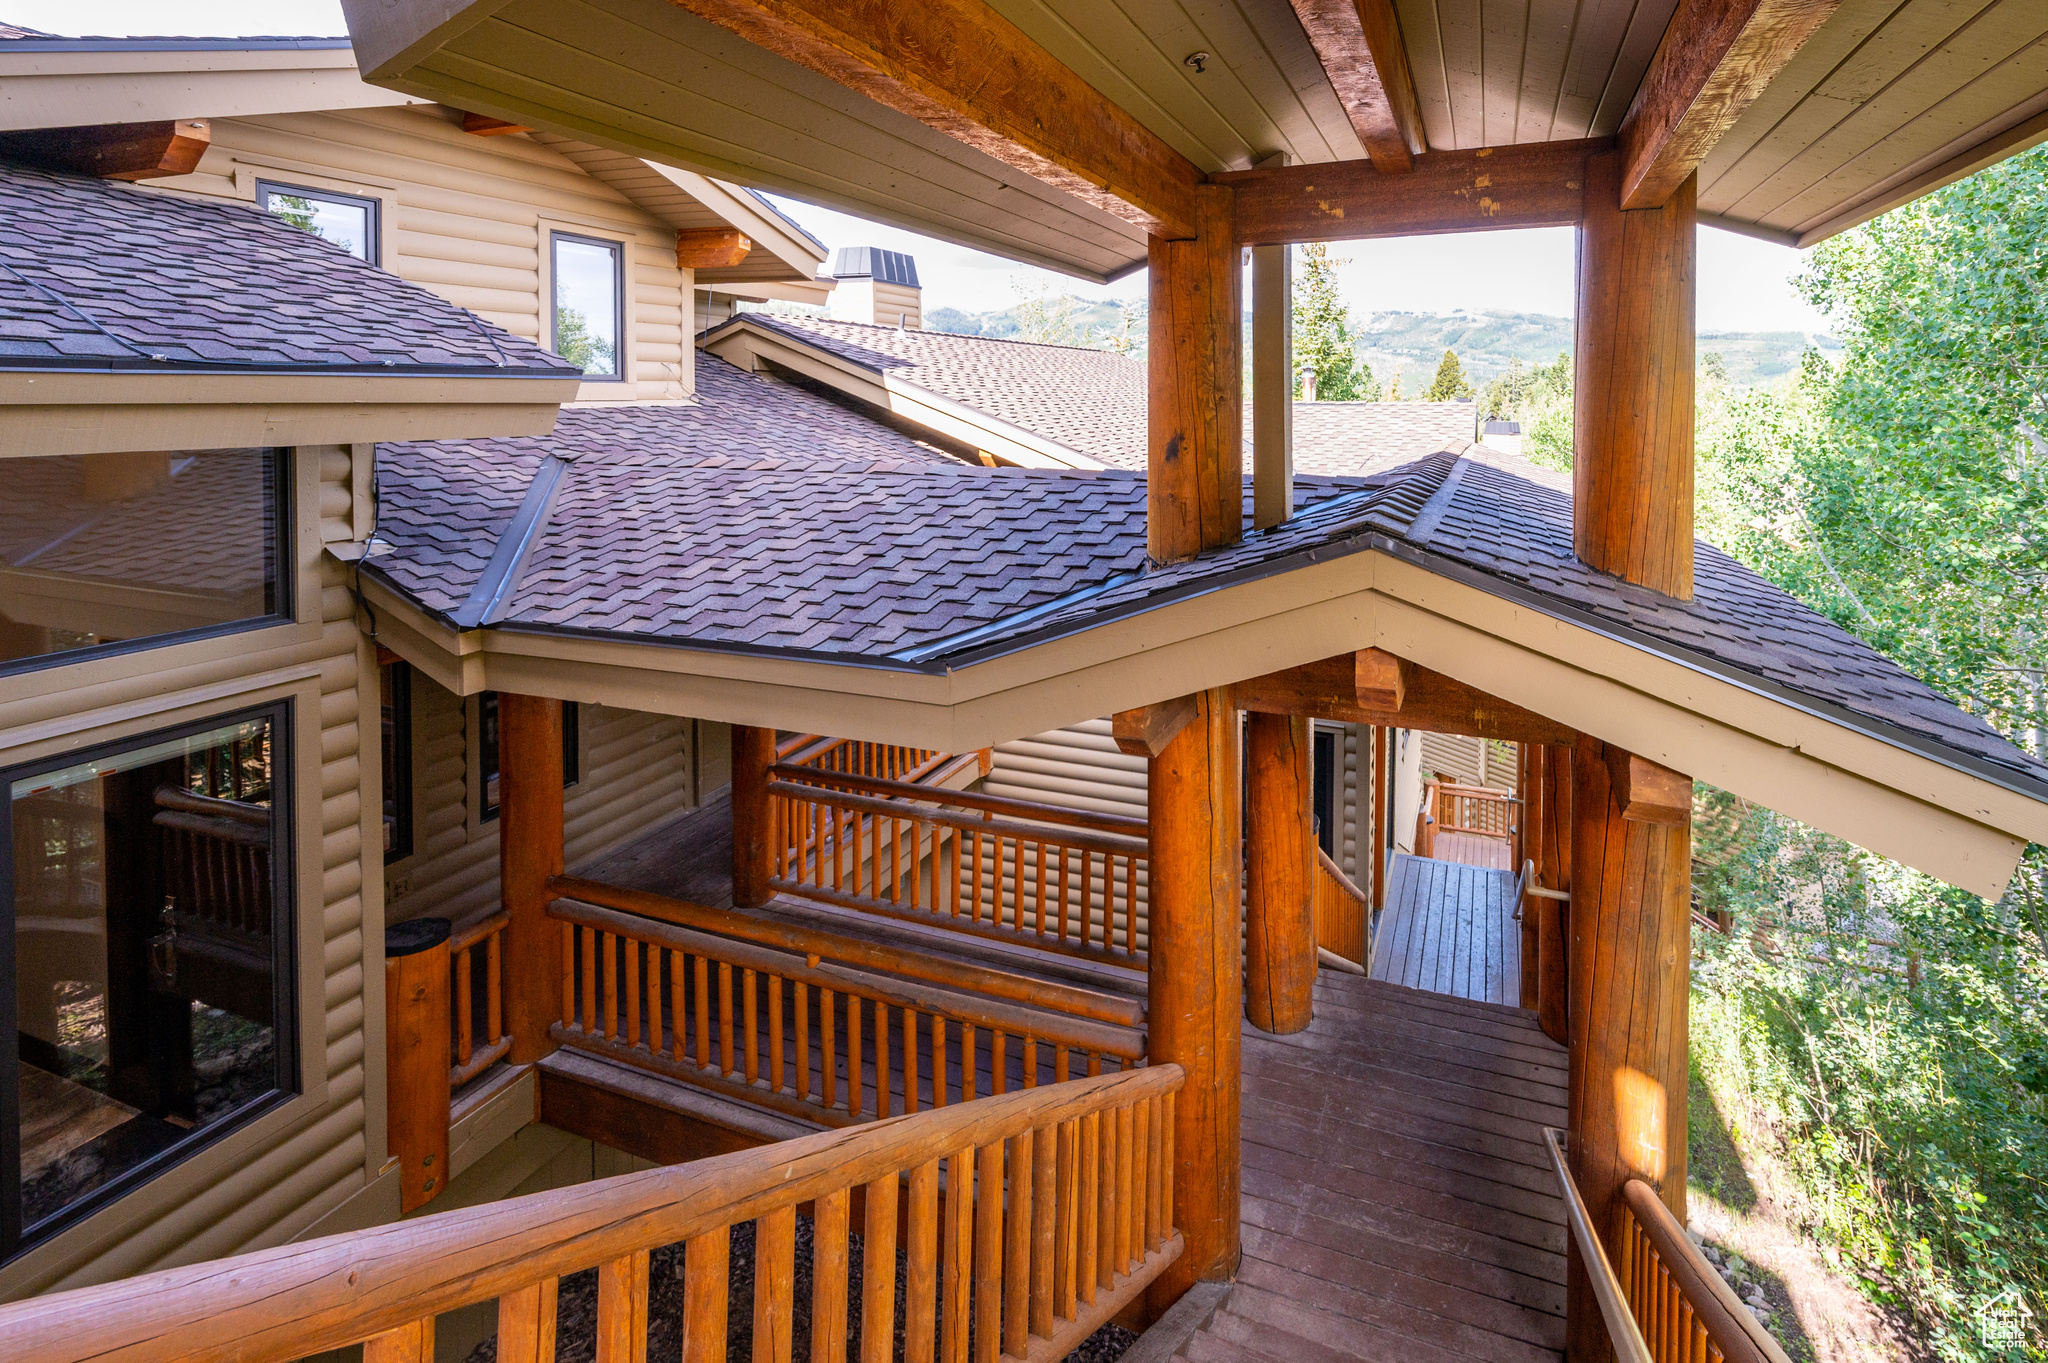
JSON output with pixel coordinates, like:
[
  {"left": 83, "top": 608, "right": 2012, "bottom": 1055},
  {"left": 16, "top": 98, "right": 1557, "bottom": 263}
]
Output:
[
  {"left": 1231, "top": 650, "right": 1576, "bottom": 746},
  {"left": 1617, "top": 0, "right": 1839, "bottom": 211},
  {"left": 1112, "top": 695, "right": 1201, "bottom": 757},
  {"left": 676, "top": 228, "right": 754, "bottom": 268},
  {"left": 669, "top": 0, "right": 1201, "bottom": 240},
  {"left": 1217, "top": 139, "right": 1607, "bottom": 245},
  {"left": 0, "top": 119, "right": 210, "bottom": 181},
  {"left": 1284, "top": 0, "right": 1426, "bottom": 172},
  {"left": 1603, "top": 746, "right": 1692, "bottom": 824}
]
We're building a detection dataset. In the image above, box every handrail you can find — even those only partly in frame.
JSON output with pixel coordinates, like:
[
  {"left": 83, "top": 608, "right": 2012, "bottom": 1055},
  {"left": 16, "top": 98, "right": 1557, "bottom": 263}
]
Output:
[
  {"left": 773, "top": 762, "right": 1151, "bottom": 836},
  {"left": 1621, "top": 1181, "right": 1793, "bottom": 1363},
  {"left": 549, "top": 874, "right": 1143, "bottom": 1028},
  {"left": 0, "top": 1066, "right": 1185, "bottom": 1363},
  {"left": 1543, "top": 1128, "right": 1655, "bottom": 1363},
  {"left": 1312, "top": 848, "right": 1370, "bottom": 972},
  {"left": 768, "top": 779, "right": 1148, "bottom": 857}
]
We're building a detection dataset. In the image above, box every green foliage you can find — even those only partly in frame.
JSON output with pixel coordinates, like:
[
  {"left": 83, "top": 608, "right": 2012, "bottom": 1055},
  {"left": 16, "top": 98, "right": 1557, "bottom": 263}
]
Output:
[
  {"left": 1423, "top": 348, "right": 1473, "bottom": 401},
  {"left": 1292, "top": 243, "right": 1380, "bottom": 400},
  {"left": 551, "top": 305, "right": 615, "bottom": 375}
]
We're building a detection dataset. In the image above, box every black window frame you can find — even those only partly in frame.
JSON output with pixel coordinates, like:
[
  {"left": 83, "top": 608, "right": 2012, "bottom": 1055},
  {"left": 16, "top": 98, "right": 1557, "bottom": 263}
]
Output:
[
  {"left": 549, "top": 230, "right": 626, "bottom": 382},
  {"left": 381, "top": 660, "right": 415, "bottom": 864},
  {"left": 0, "top": 448, "right": 294, "bottom": 684},
  {"left": 0, "top": 699, "right": 300, "bottom": 1261},
  {"left": 1312, "top": 728, "right": 1338, "bottom": 859},
  {"left": 478, "top": 694, "right": 580, "bottom": 824},
  {"left": 255, "top": 179, "right": 381, "bottom": 265}
]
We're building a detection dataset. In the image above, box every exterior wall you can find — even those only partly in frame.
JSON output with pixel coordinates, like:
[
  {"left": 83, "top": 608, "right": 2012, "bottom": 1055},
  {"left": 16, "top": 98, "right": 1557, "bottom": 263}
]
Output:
[
  {"left": 148, "top": 105, "right": 696, "bottom": 401},
  {"left": 0, "top": 446, "right": 383, "bottom": 1299},
  {"left": 384, "top": 670, "right": 699, "bottom": 929}
]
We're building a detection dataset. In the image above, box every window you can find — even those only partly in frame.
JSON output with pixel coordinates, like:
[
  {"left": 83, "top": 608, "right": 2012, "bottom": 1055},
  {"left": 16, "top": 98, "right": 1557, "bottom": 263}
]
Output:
[
  {"left": 381, "top": 660, "right": 413, "bottom": 863},
  {"left": 550, "top": 232, "right": 623, "bottom": 379},
  {"left": 0, "top": 450, "right": 291, "bottom": 678},
  {"left": 3, "top": 705, "right": 296, "bottom": 1257},
  {"left": 478, "top": 694, "right": 580, "bottom": 822},
  {"left": 1312, "top": 728, "right": 1338, "bottom": 858},
  {"left": 257, "top": 180, "right": 379, "bottom": 264}
]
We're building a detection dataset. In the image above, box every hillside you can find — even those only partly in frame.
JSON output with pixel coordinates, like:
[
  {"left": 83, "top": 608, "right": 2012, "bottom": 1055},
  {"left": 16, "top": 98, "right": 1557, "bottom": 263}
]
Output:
[{"left": 922, "top": 300, "right": 1837, "bottom": 390}]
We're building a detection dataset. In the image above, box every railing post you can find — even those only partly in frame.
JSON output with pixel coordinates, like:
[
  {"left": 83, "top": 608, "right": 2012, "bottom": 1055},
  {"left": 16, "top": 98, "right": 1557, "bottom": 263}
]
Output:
[
  {"left": 733, "top": 724, "right": 777, "bottom": 908},
  {"left": 386, "top": 916, "right": 451, "bottom": 1213},
  {"left": 1567, "top": 736, "right": 1692, "bottom": 1363},
  {"left": 1245, "top": 712, "right": 1314, "bottom": 1034},
  {"left": 500, "top": 693, "right": 564, "bottom": 1066},
  {"left": 1370, "top": 725, "right": 1390, "bottom": 909}
]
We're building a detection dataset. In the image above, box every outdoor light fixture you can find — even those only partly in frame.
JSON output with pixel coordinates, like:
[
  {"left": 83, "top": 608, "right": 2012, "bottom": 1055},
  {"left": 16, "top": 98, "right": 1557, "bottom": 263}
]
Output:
[{"left": 1184, "top": 51, "right": 1210, "bottom": 73}]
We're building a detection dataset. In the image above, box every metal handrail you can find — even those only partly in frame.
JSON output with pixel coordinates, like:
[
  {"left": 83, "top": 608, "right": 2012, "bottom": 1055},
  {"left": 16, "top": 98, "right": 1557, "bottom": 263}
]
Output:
[{"left": 1543, "top": 1127, "right": 1655, "bottom": 1363}]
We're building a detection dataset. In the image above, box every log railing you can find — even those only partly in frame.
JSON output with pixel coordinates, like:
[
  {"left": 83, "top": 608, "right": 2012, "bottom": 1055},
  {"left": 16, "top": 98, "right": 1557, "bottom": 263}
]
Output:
[
  {"left": 449, "top": 909, "right": 512, "bottom": 1087},
  {"left": 1545, "top": 1129, "right": 1790, "bottom": 1363},
  {"left": 1434, "top": 781, "right": 1519, "bottom": 840},
  {"left": 780, "top": 732, "right": 971, "bottom": 787},
  {"left": 549, "top": 894, "right": 1148, "bottom": 1128},
  {"left": 1312, "top": 847, "right": 1370, "bottom": 971},
  {"left": 0, "top": 1066, "right": 1185, "bottom": 1363},
  {"left": 767, "top": 765, "right": 1152, "bottom": 969}
]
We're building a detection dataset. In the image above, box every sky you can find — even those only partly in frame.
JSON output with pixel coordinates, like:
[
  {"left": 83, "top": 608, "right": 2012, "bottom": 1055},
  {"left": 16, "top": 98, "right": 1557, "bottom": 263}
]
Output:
[{"left": 18, "top": 0, "right": 1834, "bottom": 336}]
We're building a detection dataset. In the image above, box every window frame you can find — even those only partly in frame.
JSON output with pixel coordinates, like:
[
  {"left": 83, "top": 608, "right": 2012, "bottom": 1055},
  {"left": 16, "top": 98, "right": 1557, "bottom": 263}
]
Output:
[
  {"left": 381, "top": 659, "right": 414, "bottom": 865},
  {"left": 1312, "top": 727, "right": 1339, "bottom": 859},
  {"left": 0, "top": 448, "right": 295, "bottom": 684},
  {"left": 547, "top": 229, "right": 627, "bottom": 384},
  {"left": 476, "top": 694, "right": 580, "bottom": 825},
  {"left": 254, "top": 178, "right": 382, "bottom": 266},
  {"left": 0, "top": 698, "right": 301, "bottom": 1262}
]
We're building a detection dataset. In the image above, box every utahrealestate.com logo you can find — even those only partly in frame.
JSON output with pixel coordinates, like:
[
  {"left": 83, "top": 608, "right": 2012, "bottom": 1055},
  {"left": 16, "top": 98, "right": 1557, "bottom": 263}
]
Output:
[{"left": 1978, "top": 1287, "right": 2036, "bottom": 1349}]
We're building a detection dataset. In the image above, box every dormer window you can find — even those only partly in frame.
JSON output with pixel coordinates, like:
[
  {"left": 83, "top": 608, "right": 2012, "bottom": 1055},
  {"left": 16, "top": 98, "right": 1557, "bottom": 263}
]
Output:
[
  {"left": 551, "top": 232, "right": 623, "bottom": 379},
  {"left": 257, "top": 180, "right": 379, "bottom": 265}
]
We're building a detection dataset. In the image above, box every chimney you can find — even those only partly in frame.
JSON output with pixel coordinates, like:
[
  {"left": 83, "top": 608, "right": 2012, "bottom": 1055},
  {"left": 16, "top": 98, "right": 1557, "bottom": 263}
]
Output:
[
  {"left": 826, "top": 247, "right": 922, "bottom": 329},
  {"left": 1298, "top": 364, "right": 1317, "bottom": 403}
]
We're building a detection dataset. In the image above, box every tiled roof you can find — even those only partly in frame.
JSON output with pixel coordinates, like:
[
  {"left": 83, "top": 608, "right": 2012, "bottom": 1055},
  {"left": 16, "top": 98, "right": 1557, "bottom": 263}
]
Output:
[
  {"left": 365, "top": 434, "right": 2048, "bottom": 793},
  {"left": 723, "top": 315, "right": 1148, "bottom": 469},
  {"left": 0, "top": 163, "right": 577, "bottom": 375},
  {"left": 1283, "top": 402, "right": 1479, "bottom": 474}
]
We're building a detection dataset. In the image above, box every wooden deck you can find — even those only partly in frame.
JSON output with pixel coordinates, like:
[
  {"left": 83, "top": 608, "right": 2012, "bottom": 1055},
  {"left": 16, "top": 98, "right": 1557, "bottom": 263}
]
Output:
[
  {"left": 1185, "top": 972, "right": 1567, "bottom": 1363},
  {"left": 1431, "top": 831, "right": 1513, "bottom": 870},
  {"left": 1369, "top": 853, "right": 1522, "bottom": 1006}
]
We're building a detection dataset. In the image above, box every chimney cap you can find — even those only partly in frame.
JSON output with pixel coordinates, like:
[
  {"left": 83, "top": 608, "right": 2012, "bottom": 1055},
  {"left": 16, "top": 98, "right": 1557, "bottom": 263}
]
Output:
[{"left": 829, "top": 246, "right": 920, "bottom": 288}]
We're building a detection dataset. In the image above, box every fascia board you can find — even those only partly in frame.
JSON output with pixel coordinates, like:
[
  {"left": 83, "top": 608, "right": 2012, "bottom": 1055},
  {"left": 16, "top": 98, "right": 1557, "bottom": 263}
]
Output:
[
  {"left": 637, "top": 161, "right": 828, "bottom": 278},
  {"left": 0, "top": 54, "right": 422, "bottom": 131},
  {"left": 700, "top": 280, "right": 837, "bottom": 306}
]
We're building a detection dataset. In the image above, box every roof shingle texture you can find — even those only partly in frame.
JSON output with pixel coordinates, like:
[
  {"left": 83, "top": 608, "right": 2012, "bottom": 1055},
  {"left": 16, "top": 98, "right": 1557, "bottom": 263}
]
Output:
[
  {"left": 732, "top": 316, "right": 1149, "bottom": 469},
  {"left": 367, "top": 413, "right": 2046, "bottom": 793},
  {"left": 1282, "top": 402, "right": 1478, "bottom": 473},
  {"left": 0, "top": 163, "right": 574, "bottom": 373}
]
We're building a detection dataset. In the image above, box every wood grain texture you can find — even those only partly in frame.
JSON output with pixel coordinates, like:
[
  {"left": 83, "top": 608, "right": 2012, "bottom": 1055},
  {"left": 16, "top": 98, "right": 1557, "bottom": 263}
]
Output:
[
  {"left": 1574, "top": 151, "right": 1696, "bottom": 600},
  {"left": 1618, "top": 0, "right": 1840, "bottom": 209},
  {"left": 499, "top": 693, "right": 566, "bottom": 1065},
  {"left": 385, "top": 941, "right": 452, "bottom": 1213},
  {"left": 677, "top": 228, "right": 755, "bottom": 268},
  {"left": 1567, "top": 737, "right": 1691, "bottom": 1363},
  {"left": 1530, "top": 745, "right": 1573, "bottom": 1047},
  {"left": 1284, "top": 0, "right": 1427, "bottom": 171},
  {"left": 666, "top": 0, "right": 1200, "bottom": 239},
  {"left": 1251, "top": 242, "right": 1294, "bottom": 531},
  {"left": 731, "top": 725, "right": 777, "bottom": 907},
  {"left": 0, "top": 119, "right": 210, "bottom": 180},
  {"left": 1218, "top": 140, "right": 1606, "bottom": 245},
  {"left": 1247, "top": 713, "right": 1317, "bottom": 1034},
  {"left": 1371, "top": 726, "right": 1391, "bottom": 911},
  {"left": 1147, "top": 185, "right": 1243, "bottom": 563},
  {"left": 1601, "top": 748, "right": 1693, "bottom": 825},
  {"left": 1233, "top": 652, "right": 1575, "bottom": 746},
  {"left": 1113, "top": 695, "right": 1202, "bottom": 758},
  {"left": 1146, "top": 689, "right": 1243, "bottom": 1304},
  {"left": 497, "top": 1281, "right": 558, "bottom": 1363}
]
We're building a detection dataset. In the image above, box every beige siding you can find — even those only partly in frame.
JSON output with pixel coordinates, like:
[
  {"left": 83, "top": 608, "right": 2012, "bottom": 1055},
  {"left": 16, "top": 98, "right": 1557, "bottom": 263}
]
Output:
[
  {"left": 151, "top": 105, "right": 695, "bottom": 400},
  {"left": 0, "top": 448, "right": 379, "bottom": 1299},
  {"left": 986, "top": 719, "right": 1147, "bottom": 821},
  {"left": 385, "top": 670, "right": 697, "bottom": 927}
]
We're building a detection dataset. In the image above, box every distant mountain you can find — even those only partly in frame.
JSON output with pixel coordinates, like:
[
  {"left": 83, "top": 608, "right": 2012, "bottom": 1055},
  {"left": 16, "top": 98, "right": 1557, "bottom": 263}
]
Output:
[{"left": 921, "top": 301, "right": 1836, "bottom": 390}]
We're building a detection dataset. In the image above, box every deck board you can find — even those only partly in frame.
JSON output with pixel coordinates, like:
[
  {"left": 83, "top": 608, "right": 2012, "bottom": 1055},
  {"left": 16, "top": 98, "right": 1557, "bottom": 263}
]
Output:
[{"left": 1371, "top": 853, "right": 1521, "bottom": 1007}]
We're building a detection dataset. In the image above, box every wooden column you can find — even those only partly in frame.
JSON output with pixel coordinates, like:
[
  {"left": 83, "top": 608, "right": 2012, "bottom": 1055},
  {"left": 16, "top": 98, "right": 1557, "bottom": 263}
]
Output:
[
  {"left": 1251, "top": 242, "right": 1293, "bottom": 530},
  {"left": 731, "top": 724, "right": 777, "bottom": 908},
  {"left": 1246, "top": 712, "right": 1314, "bottom": 1034},
  {"left": 385, "top": 917, "right": 450, "bottom": 1213},
  {"left": 499, "top": 693, "right": 564, "bottom": 1066},
  {"left": 1148, "top": 184, "right": 1243, "bottom": 563},
  {"left": 1147, "top": 689, "right": 1243, "bottom": 1303},
  {"left": 1370, "top": 725, "right": 1390, "bottom": 909},
  {"left": 1532, "top": 743, "right": 1574, "bottom": 1045},
  {"left": 1574, "top": 150, "right": 1696, "bottom": 599},
  {"left": 1516, "top": 745, "right": 1539, "bottom": 1010},
  {"left": 1566, "top": 736, "right": 1691, "bottom": 1363}
]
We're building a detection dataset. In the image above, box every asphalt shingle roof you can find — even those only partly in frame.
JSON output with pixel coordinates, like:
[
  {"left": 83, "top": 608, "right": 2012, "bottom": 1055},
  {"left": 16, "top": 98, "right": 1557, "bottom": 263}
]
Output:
[
  {"left": 1283, "top": 402, "right": 1479, "bottom": 473},
  {"left": 0, "top": 162, "right": 576, "bottom": 374}
]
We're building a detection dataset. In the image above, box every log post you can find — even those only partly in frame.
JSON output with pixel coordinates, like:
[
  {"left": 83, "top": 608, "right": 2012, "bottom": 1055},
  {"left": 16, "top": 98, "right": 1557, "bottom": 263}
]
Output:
[
  {"left": 1251, "top": 242, "right": 1293, "bottom": 530},
  {"left": 1516, "top": 745, "right": 1539, "bottom": 1011},
  {"left": 1566, "top": 736, "right": 1691, "bottom": 1363},
  {"left": 1246, "top": 712, "right": 1314, "bottom": 1034},
  {"left": 1148, "top": 184, "right": 1242, "bottom": 563},
  {"left": 499, "top": 693, "right": 564, "bottom": 1066},
  {"left": 732, "top": 725, "right": 777, "bottom": 908},
  {"left": 1574, "top": 151, "right": 1696, "bottom": 599},
  {"left": 1146, "top": 688, "right": 1243, "bottom": 1305},
  {"left": 385, "top": 917, "right": 451, "bottom": 1213}
]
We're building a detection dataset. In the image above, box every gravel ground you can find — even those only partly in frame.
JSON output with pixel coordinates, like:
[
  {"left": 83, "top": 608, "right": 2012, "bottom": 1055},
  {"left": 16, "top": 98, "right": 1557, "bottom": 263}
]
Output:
[{"left": 465, "top": 1215, "right": 1136, "bottom": 1363}]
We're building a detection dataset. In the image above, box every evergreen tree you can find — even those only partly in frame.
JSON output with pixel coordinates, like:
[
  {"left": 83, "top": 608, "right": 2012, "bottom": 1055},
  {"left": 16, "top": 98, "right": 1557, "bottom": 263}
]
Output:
[
  {"left": 1424, "top": 348, "right": 1474, "bottom": 401},
  {"left": 1291, "top": 243, "right": 1372, "bottom": 400}
]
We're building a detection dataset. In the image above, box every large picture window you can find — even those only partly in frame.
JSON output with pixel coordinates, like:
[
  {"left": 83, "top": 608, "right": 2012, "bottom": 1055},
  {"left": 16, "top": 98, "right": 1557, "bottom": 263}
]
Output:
[
  {"left": 0, "top": 449, "right": 290, "bottom": 677},
  {"left": 257, "top": 180, "right": 379, "bottom": 264},
  {"left": 550, "top": 232, "right": 623, "bottom": 380},
  {"left": 3, "top": 705, "right": 297, "bottom": 1257}
]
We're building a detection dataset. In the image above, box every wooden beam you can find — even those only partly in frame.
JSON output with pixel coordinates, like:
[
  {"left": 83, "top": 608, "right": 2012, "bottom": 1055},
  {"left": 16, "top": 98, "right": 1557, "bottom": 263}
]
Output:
[
  {"left": 677, "top": 227, "right": 754, "bottom": 268},
  {"left": 1231, "top": 650, "right": 1572, "bottom": 746},
  {"left": 1245, "top": 713, "right": 1315, "bottom": 1035},
  {"left": 1250, "top": 241, "right": 1293, "bottom": 530},
  {"left": 1575, "top": 150, "right": 1696, "bottom": 599},
  {"left": 1602, "top": 746, "right": 1692, "bottom": 824},
  {"left": 731, "top": 725, "right": 776, "bottom": 906},
  {"left": 1284, "top": 0, "right": 1425, "bottom": 172},
  {"left": 0, "top": 119, "right": 209, "bottom": 181},
  {"left": 1617, "top": 0, "right": 1838, "bottom": 211},
  {"left": 1217, "top": 139, "right": 1606, "bottom": 246},
  {"left": 499, "top": 694, "right": 565, "bottom": 1066},
  {"left": 1148, "top": 184, "right": 1243, "bottom": 560},
  {"left": 1112, "top": 694, "right": 1201, "bottom": 758},
  {"left": 669, "top": 0, "right": 1200, "bottom": 240},
  {"left": 462, "top": 111, "right": 533, "bottom": 135}
]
